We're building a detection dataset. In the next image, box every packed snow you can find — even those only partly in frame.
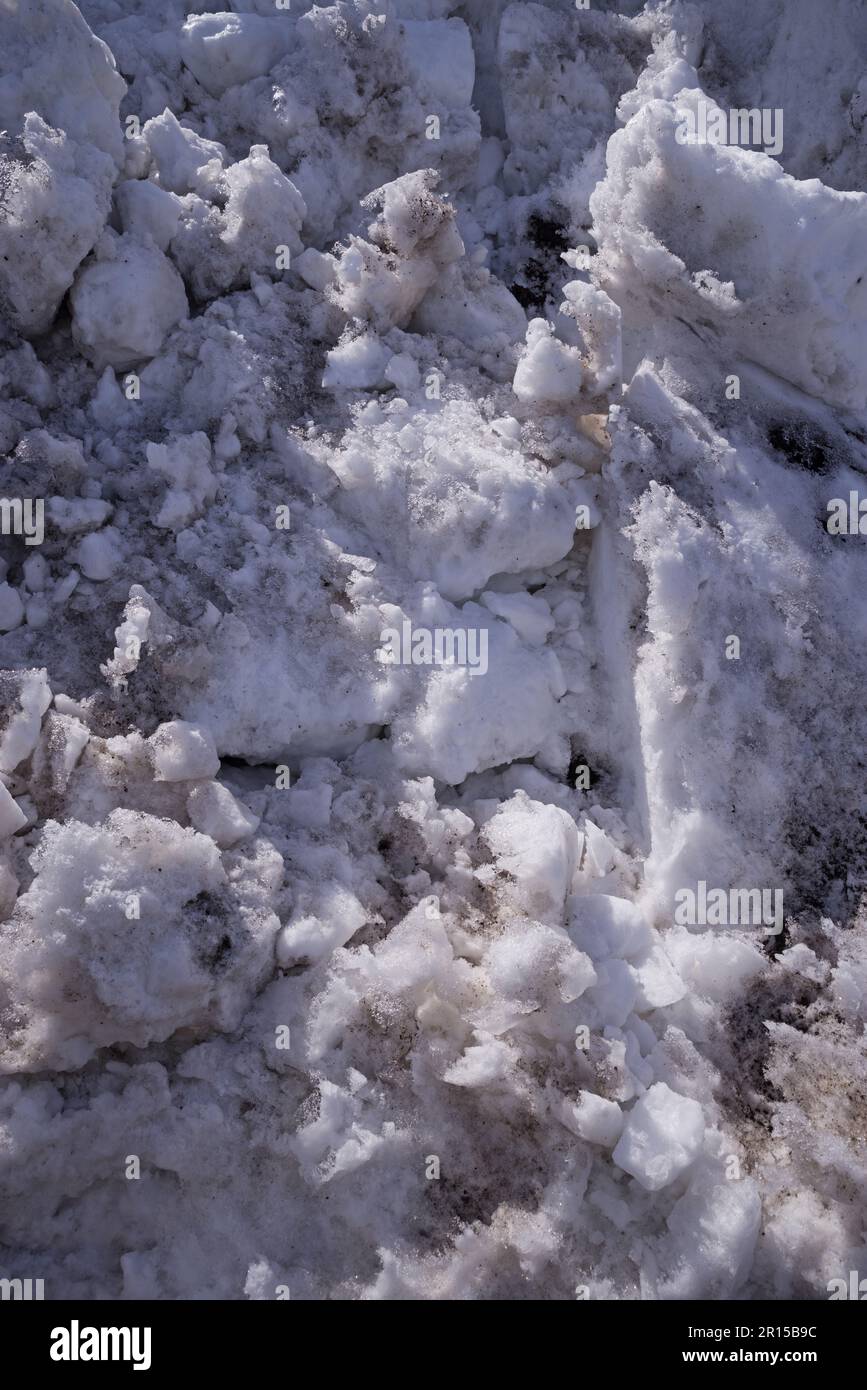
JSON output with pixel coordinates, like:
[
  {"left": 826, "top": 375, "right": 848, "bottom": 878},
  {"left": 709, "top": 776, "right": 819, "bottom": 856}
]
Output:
[{"left": 1, "top": 0, "right": 866, "bottom": 1303}]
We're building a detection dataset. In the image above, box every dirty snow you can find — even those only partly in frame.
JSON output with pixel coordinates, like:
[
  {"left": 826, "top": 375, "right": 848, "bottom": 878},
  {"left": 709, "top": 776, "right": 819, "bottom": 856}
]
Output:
[{"left": 1, "top": 0, "right": 866, "bottom": 1303}]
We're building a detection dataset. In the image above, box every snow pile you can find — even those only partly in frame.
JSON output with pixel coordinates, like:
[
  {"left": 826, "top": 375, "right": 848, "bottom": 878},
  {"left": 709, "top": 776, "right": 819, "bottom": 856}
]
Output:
[
  {"left": 591, "top": 89, "right": 867, "bottom": 409},
  {"left": 0, "top": 0, "right": 866, "bottom": 1304},
  {"left": 0, "top": 0, "right": 124, "bottom": 336}
]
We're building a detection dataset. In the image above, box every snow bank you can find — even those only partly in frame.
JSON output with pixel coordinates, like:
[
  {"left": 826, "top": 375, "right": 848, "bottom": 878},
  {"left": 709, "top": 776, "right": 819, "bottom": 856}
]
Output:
[{"left": 0, "top": 0, "right": 864, "bottom": 1308}]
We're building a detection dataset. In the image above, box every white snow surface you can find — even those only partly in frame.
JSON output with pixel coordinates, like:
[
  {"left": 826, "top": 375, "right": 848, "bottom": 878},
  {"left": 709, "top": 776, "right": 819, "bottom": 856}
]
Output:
[{"left": 0, "top": 0, "right": 866, "bottom": 1302}]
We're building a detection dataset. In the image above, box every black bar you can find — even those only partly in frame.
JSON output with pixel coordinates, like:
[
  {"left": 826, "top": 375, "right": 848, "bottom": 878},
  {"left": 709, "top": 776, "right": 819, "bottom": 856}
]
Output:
[{"left": 1, "top": 1297, "right": 861, "bottom": 1375}]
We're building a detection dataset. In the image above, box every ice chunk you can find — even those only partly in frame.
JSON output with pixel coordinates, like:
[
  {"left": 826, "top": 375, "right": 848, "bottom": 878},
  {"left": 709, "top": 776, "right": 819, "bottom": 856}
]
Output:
[
  {"left": 613, "top": 1083, "right": 705, "bottom": 1191},
  {"left": 0, "top": 781, "right": 27, "bottom": 840}
]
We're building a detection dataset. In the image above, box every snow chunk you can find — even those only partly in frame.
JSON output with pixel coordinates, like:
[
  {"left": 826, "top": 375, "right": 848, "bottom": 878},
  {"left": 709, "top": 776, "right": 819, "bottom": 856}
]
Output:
[
  {"left": 0, "top": 810, "right": 281, "bottom": 1070},
  {"left": 665, "top": 928, "right": 766, "bottom": 1003},
  {"left": 221, "top": 145, "right": 306, "bottom": 263},
  {"left": 187, "top": 781, "right": 260, "bottom": 849},
  {"left": 391, "top": 607, "right": 569, "bottom": 785},
  {"left": 0, "top": 0, "right": 124, "bottom": 163},
  {"left": 573, "top": 1092, "right": 625, "bottom": 1147},
  {"left": 513, "top": 319, "right": 583, "bottom": 406},
  {"left": 384, "top": 353, "right": 420, "bottom": 393},
  {"left": 70, "top": 234, "right": 188, "bottom": 370},
  {"left": 413, "top": 260, "right": 527, "bottom": 354},
  {"left": 148, "top": 720, "right": 220, "bottom": 783},
  {"left": 559, "top": 280, "right": 622, "bottom": 396},
  {"left": 326, "top": 397, "right": 577, "bottom": 601},
  {"left": 0, "top": 0, "right": 124, "bottom": 332},
  {"left": 169, "top": 145, "right": 306, "bottom": 301},
  {"left": 180, "top": 12, "right": 294, "bottom": 98},
  {"left": 115, "top": 179, "right": 182, "bottom": 252},
  {"left": 480, "top": 590, "right": 554, "bottom": 646},
  {"left": 443, "top": 1038, "right": 514, "bottom": 1088},
  {"left": 567, "top": 894, "right": 652, "bottom": 962},
  {"left": 45, "top": 496, "right": 111, "bottom": 534},
  {"left": 323, "top": 333, "right": 390, "bottom": 391},
  {"left": 0, "top": 582, "right": 24, "bottom": 632},
  {"left": 483, "top": 793, "right": 583, "bottom": 926},
  {"left": 497, "top": 1, "right": 641, "bottom": 197},
  {"left": 0, "top": 114, "right": 114, "bottom": 336},
  {"left": 484, "top": 920, "right": 596, "bottom": 1008},
  {"left": 277, "top": 881, "right": 368, "bottom": 968},
  {"left": 631, "top": 939, "right": 688, "bottom": 1009},
  {"left": 401, "top": 19, "right": 475, "bottom": 110},
  {"left": 0, "top": 669, "right": 51, "bottom": 774},
  {"left": 146, "top": 431, "right": 216, "bottom": 529},
  {"left": 279, "top": 785, "right": 333, "bottom": 831},
  {"left": 74, "top": 527, "right": 122, "bottom": 581},
  {"left": 141, "top": 110, "right": 227, "bottom": 197},
  {"left": 331, "top": 170, "right": 463, "bottom": 332},
  {"left": 613, "top": 1083, "right": 705, "bottom": 1191},
  {"left": 591, "top": 91, "right": 867, "bottom": 410},
  {"left": 294, "top": 247, "right": 336, "bottom": 292}
]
